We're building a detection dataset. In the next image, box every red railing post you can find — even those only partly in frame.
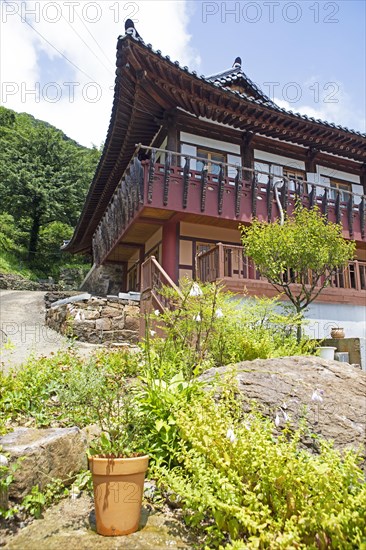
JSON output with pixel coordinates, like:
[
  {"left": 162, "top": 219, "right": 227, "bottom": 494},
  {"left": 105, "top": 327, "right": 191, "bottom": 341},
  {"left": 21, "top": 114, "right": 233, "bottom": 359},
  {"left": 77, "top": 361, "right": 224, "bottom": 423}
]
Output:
[
  {"left": 354, "top": 260, "right": 361, "bottom": 291},
  {"left": 217, "top": 243, "right": 225, "bottom": 280}
]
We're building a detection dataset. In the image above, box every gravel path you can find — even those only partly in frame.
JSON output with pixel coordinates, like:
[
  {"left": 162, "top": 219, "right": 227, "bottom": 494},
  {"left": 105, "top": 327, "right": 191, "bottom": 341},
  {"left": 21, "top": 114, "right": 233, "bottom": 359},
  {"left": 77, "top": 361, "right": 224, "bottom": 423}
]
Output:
[{"left": 0, "top": 290, "right": 99, "bottom": 373}]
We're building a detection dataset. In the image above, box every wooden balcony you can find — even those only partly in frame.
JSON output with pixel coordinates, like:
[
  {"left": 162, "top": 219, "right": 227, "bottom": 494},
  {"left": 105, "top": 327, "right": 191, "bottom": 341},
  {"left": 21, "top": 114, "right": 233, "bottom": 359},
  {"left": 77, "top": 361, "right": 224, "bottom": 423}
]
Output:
[
  {"left": 196, "top": 243, "right": 366, "bottom": 305},
  {"left": 92, "top": 145, "right": 366, "bottom": 266}
]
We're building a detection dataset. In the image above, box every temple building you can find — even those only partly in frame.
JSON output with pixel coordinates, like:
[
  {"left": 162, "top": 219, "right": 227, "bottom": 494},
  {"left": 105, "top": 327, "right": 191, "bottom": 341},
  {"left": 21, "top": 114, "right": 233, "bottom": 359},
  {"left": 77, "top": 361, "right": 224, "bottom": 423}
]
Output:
[{"left": 64, "top": 29, "right": 366, "bottom": 353}]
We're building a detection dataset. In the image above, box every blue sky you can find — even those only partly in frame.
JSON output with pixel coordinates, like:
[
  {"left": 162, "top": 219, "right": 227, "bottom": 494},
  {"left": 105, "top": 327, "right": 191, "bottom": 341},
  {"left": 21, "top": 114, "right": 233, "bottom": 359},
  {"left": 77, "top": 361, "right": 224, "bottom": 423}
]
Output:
[
  {"left": 1, "top": 0, "right": 365, "bottom": 146},
  {"left": 188, "top": 1, "right": 365, "bottom": 128}
]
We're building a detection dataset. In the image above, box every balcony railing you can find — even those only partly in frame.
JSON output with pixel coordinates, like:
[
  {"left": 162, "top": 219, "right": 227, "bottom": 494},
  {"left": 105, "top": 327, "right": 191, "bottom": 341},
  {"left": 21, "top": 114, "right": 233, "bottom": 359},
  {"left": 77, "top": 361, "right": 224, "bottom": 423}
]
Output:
[
  {"left": 196, "top": 243, "right": 366, "bottom": 293},
  {"left": 92, "top": 145, "right": 366, "bottom": 266}
]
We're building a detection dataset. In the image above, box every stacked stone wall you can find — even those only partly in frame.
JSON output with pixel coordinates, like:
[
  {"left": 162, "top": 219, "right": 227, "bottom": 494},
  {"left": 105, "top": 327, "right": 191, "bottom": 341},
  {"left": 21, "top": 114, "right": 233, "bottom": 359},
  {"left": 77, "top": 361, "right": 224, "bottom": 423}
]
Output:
[
  {"left": 45, "top": 296, "right": 140, "bottom": 344},
  {"left": 80, "top": 264, "right": 124, "bottom": 296}
]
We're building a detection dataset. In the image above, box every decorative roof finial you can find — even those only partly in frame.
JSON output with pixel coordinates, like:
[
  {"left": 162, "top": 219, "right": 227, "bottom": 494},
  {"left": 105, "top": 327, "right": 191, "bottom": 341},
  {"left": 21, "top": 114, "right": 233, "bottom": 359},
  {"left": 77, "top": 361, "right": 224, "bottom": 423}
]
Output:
[
  {"left": 233, "top": 57, "right": 242, "bottom": 69},
  {"left": 125, "top": 19, "right": 141, "bottom": 40}
]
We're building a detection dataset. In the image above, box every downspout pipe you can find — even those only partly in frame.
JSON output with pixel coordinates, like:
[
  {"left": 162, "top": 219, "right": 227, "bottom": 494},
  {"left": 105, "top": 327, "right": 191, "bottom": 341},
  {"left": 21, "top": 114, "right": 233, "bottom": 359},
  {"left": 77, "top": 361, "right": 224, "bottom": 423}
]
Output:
[{"left": 273, "top": 179, "right": 284, "bottom": 226}]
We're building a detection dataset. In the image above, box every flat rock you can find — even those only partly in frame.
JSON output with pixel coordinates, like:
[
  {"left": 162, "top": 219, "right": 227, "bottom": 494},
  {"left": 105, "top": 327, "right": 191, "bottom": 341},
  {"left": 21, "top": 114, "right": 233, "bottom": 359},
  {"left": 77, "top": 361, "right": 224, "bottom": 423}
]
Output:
[
  {"left": 100, "top": 306, "right": 122, "bottom": 318},
  {"left": 3, "top": 493, "right": 195, "bottom": 549},
  {"left": 199, "top": 356, "right": 366, "bottom": 458},
  {"left": 0, "top": 427, "right": 87, "bottom": 500},
  {"left": 51, "top": 294, "right": 91, "bottom": 308},
  {"left": 95, "top": 318, "right": 112, "bottom": 331}
]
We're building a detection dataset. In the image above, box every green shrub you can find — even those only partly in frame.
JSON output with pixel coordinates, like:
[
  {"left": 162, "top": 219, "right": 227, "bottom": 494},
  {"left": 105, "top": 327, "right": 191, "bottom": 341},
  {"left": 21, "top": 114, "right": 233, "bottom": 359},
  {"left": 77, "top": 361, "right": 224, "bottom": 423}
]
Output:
[
  {"left": 137, "top": 372, "right": 202, "bottom": 468},
  {"left": 0, "top": 349, "right": 141, "bottom": 432},
  {"left": 0, "top": 351, "right": 72, "bottom": 429},
  {"left": 144, "top": 280, "right": 315, "bottom": 379},
  {"left": 1, "top": 282, "right": 363, "bottom": 548},
  {"left": 152, "top": 382, "right": 366, "bottom": 549}
]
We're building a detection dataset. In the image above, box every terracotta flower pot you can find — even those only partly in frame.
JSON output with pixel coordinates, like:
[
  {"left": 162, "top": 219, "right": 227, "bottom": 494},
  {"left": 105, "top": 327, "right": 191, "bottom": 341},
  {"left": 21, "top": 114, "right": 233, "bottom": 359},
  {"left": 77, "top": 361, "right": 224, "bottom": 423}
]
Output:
[
  {"left": 330, "top": 328, "right": 345, "bottom": 339},
  {"left": 89, "top": 455, "right": 149, "bottom": 536}
]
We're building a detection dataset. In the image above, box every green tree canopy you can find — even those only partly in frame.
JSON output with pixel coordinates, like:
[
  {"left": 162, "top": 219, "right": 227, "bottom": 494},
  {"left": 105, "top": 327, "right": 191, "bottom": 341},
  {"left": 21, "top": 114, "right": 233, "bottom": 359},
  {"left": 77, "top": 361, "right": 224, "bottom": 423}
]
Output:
[
  {"left": 241, "top": 206, "right": 355, "bottom": 338},
  {"left": 0, "top": 106, "right": 100, "bottom": 274}
]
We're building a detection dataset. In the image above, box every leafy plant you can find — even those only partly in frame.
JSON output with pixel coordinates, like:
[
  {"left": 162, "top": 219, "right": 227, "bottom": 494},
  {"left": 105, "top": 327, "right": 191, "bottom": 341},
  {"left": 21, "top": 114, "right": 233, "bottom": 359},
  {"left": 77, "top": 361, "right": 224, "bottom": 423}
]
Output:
[
  {"left": 87, "top": 387, "right": 148, "bottom": 458},
  {"left": 152, "top": 381, "right": 366, "bottom": 549},
  {"left": 143, "top": 279, "right": 314, "bottom": 379},
  {"left": 21, "top": 485, "right": 47, "bottom": 519},
  {"left": 0, "top": 349, "right": 141, "bottom": 431},
  {"left": 137, "top": 371, "right": 201, "bottom": 468},
  {"left": 0, "top": 451, "right": 23, "bottom": 520},
  {"left": 21, "top": 470, "right": 92, "bottom": 519},
  {"left": 241, "top": 205, "right": 355, "bottom": 341}
]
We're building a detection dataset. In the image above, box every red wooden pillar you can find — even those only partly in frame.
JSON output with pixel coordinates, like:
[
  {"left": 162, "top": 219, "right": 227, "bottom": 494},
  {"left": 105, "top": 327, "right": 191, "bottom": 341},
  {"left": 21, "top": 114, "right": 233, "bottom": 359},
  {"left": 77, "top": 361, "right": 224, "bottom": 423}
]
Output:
[
  {"left": 305, "top": 147, "right": 319, "bottom": 173},
  {"left": 241, "top": 132, "right": 254, "bottom": 182},
  {"left": 162, "top": 220, "right": 178, "bottom": 282},
  {"left": 360, "top": 164, "right": 366, "bottom": 196}
]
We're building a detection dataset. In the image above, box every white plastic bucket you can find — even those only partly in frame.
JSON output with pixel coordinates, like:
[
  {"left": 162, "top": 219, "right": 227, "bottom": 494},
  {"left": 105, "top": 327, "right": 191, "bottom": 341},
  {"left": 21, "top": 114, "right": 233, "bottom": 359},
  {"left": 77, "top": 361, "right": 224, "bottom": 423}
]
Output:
[{"left": 317, "top": 346, "right": 337, "bottom": 360}]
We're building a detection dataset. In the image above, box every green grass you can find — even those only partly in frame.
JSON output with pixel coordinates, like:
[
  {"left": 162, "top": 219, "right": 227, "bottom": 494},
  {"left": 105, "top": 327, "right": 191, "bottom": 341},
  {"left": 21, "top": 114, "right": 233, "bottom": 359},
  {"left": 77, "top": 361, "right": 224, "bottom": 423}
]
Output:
[{"left": 0, "top": 251, "right": 36, "bottom": 279}]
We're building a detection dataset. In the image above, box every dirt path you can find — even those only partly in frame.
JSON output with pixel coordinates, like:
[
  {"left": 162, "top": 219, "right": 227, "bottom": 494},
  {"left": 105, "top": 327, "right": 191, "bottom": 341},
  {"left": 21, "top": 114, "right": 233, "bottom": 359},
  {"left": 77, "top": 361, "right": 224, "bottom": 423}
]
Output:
[{"left": 0, "top": 290, "right": 98, "bottom": 373}]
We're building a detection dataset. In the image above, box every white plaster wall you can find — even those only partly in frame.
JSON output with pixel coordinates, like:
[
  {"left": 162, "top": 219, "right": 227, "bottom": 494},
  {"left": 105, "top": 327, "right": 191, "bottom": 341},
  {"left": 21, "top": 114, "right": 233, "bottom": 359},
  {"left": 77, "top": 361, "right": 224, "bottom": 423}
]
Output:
[
  {"left": 316, "top": 165, "right": 361, "bottom": 185},
  {"left": 180, "top": 132, "right": 240, "bottom": 154},
  {"left": 304, "top": 302, "right": 366, "bottom": 370},
  {"left": 316, "top": 165, "right": 362, "bottom": 205},
  {"left": 254, "top": 149, "right": 305, "bottom": 170},
  {"left": 234, "top": 296, "right": 366, "bottom": 370},
  {"left": 180, "top": 133, "right": 241, "bottom": 177}
]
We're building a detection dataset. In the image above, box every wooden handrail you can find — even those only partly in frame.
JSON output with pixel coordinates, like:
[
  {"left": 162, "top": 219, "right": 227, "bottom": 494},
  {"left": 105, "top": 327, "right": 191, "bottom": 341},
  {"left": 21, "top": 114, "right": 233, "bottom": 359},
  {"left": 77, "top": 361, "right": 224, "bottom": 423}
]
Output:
[
  {"left": 141, "top": 256, "right": 183, "bottom": 297},
  {"left": 196, "top": 244, "right": 366, "bottom": 292},
  {"left": 136, "top": 143, "right": 365, "bottom": 202}
]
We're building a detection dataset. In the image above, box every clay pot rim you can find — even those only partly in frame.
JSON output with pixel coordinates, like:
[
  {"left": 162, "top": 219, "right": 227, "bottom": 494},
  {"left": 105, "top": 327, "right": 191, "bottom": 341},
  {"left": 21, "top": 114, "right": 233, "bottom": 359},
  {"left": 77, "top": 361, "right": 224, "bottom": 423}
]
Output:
[
  {"left": 89, "top": 454, "right": 149, "bottom": 476},
  {"left": 90, "top": 454, "right": 149, "bottom": 461}
]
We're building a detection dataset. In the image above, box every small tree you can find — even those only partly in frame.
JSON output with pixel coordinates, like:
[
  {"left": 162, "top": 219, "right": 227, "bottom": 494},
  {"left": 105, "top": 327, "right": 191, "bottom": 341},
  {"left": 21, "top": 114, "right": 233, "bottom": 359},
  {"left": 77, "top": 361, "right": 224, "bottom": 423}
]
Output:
[{"left": 240, "top": 206, "right": 355, "bottom": 341}]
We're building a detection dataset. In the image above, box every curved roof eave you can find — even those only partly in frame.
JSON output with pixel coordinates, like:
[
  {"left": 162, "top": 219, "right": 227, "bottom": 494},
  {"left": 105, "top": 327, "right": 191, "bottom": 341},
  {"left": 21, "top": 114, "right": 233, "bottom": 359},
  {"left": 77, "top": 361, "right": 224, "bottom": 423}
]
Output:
[{"left": 65, "top": 34, "right": 366, "bottom": 255}]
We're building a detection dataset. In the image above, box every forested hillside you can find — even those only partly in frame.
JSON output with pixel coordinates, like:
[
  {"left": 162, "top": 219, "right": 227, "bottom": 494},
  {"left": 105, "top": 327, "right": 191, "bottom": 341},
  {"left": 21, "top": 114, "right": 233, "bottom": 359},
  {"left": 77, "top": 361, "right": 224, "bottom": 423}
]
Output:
[{"left": 0, "top": 106, "right": 100, "bottom": 280}]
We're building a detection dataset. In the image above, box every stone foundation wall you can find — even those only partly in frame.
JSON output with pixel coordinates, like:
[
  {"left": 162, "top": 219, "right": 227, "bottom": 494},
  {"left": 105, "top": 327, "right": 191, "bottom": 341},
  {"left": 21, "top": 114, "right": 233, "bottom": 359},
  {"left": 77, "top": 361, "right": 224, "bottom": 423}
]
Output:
[
  {"left": 46, "top": 295, "right": 140, "bottom": 344},
  {"left": 80, "top": 264, "right": 124, "bottom": 296},
  {"left": 0, "top": 273, "right": 58, "bottom": 291}
]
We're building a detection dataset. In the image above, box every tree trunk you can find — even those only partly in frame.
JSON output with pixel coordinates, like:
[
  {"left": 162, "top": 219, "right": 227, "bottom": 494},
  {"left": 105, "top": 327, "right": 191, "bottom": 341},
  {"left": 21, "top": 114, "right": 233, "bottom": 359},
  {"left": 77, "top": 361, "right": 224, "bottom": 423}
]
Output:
[
  {"left": 296, "top": 305, "right": 303, "bottom": 343},
  {"left": 28, "top": 212, "right": 41, "bottom": 265},
  {"left": 297, "top": 323, "right": 302, "bottom": 344}
]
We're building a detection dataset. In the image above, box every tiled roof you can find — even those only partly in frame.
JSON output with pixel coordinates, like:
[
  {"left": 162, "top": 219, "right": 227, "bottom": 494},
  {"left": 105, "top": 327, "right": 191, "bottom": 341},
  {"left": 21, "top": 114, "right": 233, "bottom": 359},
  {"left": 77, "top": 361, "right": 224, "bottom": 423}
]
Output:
[
  {"left": 206, "top": 67, "right": 278, "bottom": 108},
  {"left": 134, "top": 36, "right": 365, "bottom": 138}
]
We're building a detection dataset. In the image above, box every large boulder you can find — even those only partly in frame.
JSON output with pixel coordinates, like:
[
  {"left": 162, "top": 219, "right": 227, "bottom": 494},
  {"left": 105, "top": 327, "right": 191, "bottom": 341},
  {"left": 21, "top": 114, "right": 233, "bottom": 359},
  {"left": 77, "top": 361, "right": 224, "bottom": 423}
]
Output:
[
  {"left": 0, "top": 427, "right": 87, "bottom": 500},
  {"left": 199, "top": 356, "right": 366, "bottom": 458}
]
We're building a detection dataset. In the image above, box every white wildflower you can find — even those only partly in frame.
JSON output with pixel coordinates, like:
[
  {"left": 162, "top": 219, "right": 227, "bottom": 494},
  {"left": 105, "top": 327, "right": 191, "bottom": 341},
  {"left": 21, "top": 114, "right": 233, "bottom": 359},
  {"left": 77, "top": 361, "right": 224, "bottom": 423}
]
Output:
[
  {"left": 150, "top": 330, "right": 156, "bottom": 337},
  {"left": 154, "top": 309, "right": 160, "bottom": 316},
  {"left": 275, "top": 413, "right": 280, "bottom": 427},
  {"left": 193, "top": 313, "right": 201, "bottom": 322},
  {"left": 189, "top": 282, "right": 203, "bottom": 297},
  {"left": 226, "top": 428, "right": 236, "bottom": 443},
  {"left": 215, "top": 308, "right": 224, "bottom": 318},
  {"left": 312, "top": 389, "right": 324, "bottom": 403},
  {"left": 282, "top": 411, "right": 289, "bottom": 422},
  {"left": 74, "top": 311, "right": 80, "bottom": 321},
  {"left": 70, "top": 485, "right": 81, "bottom": 500}
]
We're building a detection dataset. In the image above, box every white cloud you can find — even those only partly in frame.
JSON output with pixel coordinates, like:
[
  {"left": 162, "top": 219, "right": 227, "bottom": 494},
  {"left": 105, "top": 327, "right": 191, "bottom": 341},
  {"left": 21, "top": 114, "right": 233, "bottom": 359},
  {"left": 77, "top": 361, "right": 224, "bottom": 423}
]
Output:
[
  {"left": 0, "top": 1, "right": 200, "bottom": 147},
  {"left": 274, "top": 78, "right": 365, "bottom": 133}
]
